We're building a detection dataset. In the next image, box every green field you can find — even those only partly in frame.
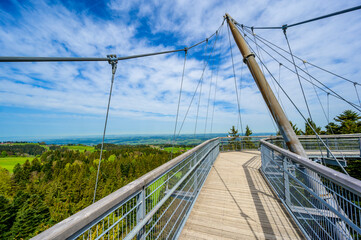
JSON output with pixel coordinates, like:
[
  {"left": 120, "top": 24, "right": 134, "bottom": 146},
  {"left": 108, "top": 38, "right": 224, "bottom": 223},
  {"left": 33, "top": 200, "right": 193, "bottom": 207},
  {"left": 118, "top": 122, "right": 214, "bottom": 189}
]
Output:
[
  {"left": 0, "top": 157, "right": 35, "bottom": 173},
  {"left": 162, "top": 147, "right": 192, "bottom": 153},
  {"left": 65, "top": 145, "right": 95, "bottom": 152}
]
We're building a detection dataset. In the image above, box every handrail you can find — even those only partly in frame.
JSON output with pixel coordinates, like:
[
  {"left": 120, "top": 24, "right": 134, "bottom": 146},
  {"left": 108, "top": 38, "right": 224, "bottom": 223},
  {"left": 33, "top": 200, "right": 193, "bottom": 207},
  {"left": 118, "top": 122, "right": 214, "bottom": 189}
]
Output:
[
  {"left": 260, "top": 138, "right": 361, "bottom": 239},
  {"left": 32, "top": 138, "right": 219, "bottom": 240},
  {"left": 268, "top": 133, "right": 361, "bottom": 139},
  {"left": 260, "top": 139, "right": 361, "bottom": 193}
]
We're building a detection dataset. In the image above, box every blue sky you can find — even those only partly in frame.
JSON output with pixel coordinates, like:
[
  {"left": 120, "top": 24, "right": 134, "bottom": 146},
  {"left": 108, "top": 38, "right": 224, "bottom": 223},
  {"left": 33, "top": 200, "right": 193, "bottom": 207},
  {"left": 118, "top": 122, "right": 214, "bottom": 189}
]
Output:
[{"left": 1, "top": 0, "right": 361, "bottom": 140}]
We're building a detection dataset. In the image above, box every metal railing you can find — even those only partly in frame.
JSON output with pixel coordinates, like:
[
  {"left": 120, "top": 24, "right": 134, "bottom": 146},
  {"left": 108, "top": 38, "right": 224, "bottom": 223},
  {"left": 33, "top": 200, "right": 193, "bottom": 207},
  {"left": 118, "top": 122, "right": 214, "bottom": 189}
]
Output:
[
  {"left": 260, "top": 139, "right": 361, "bottom": 239},
  {"left": 219, "top": 136, "right": 263, "bottom": 151},
  {"left": 32, "top": 138, "right": 219, "bottom": 240},
  {"left": 268, "top": 134, "right": 361, "bottom": 158}
]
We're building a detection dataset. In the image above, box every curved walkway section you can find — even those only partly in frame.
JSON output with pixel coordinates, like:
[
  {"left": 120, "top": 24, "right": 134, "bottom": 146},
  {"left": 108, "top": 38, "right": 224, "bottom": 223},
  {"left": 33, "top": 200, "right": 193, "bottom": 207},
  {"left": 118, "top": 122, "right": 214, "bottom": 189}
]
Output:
[{"left": 179, "top": 151, "right": 304, "bottom": 239}]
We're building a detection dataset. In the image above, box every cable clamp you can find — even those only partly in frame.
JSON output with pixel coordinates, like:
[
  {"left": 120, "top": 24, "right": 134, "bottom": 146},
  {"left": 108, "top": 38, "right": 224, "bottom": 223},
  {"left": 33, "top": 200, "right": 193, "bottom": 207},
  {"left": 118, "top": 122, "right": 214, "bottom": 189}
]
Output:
[
  {"left": 282, "top": 24, "right": 288, "bottom": 33},
  {"left": 184, "top": 47, "right": 188, "bottom": 54},
  {"left": 107, "top": 54, "right": 118, "bottom": 74},
  {"left": 303, "top": 60, "right": 307, "bottom": 64},
  {"left": 243, "top": 53, "right": 255, "bottom": 64}
]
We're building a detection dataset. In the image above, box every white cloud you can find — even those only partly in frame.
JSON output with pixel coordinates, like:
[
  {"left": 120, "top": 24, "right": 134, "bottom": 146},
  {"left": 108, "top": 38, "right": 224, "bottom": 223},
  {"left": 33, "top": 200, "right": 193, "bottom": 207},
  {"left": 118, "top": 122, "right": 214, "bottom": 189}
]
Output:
[{"left": 1, "top": 0, "right": 361, "bottom": 137}]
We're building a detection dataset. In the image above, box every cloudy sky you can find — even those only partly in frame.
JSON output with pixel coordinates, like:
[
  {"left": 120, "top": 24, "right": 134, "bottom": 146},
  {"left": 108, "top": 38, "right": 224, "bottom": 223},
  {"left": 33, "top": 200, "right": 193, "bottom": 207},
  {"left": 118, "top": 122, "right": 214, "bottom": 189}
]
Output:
[{"left": 1, "top": 0, "right": 361, "bottom": 140}]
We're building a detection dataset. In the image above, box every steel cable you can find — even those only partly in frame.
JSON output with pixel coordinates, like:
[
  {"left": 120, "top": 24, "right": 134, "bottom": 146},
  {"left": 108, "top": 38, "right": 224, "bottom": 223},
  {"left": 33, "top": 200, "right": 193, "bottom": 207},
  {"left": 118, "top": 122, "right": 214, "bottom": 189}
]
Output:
[
  {"left": 245, "top": 38, "right": 349, "bottom": 174},
  {"left": 92, "top": 60, "right": 117, "bottom": 204},
  {"left": 227, "top": 21, "right": 244, "bottom": 136},
  {"left": 170, "top": 50, "right": 188, "bottom": 160},
  {"left": 239, "top": 5, "right": 361, "bottom": 30},
  {"left": 283, "top": 30, "right": 313, "bottom": 121},
  {"left": 240, "top": 26, "right": 361, "bottom": 112}
]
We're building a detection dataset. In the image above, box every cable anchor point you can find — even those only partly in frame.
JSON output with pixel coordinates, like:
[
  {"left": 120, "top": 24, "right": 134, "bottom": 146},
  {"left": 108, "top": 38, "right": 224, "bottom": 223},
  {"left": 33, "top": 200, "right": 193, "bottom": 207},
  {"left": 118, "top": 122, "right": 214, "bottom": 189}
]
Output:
[
  {"left": 282, "top": 24, "right": 288, "bottom": 34},
  {"left": 107, "top": 54, "right": 118, "bottom": 74}
]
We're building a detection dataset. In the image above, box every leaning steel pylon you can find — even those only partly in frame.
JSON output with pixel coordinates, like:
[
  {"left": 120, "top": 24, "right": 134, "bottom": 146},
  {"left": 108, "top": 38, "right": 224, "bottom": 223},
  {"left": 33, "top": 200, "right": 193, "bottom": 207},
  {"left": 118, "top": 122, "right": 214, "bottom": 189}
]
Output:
[{"left": 225, "top": 13, "right": 351, "bottom": 239}]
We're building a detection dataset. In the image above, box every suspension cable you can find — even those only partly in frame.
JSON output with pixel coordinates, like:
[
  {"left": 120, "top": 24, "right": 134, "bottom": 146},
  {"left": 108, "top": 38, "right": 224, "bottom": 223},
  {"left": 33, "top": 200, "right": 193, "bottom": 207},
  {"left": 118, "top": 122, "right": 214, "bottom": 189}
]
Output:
[
  {"left": 354, "top": 83, "right": 361, "bottom": 107},
  {"left": 194, "top": 39, "right": 209, "bottom": 137},
  {"left": 303, "top": 61, "right": 328, "bottom": 121},
  {"left": 283, "top": 29, "right": 313, "bottom": 121},
  {"left": 243, "top": 27, "right": 350, "bottom": 162},
  {"left": 240, "top": 26, "right": 361, "bottom": 112},
  {"left": 304, "top": 60, "right": 349, "bottom": 161},
  {"left": 176, "top": 30, "right": 220, "bottom": 138},
  {"left": 251, "top": 30, "right": 280, "bottom": 133},
  {"left": 210, "top": 26, "right": 225, "bottom": 134},
  {"left": 241, "top": 28, "right": 361, "bottom": 86},
  {"left": 92, "top": 55, "right": 117, "bottom": 203},
  {"left": 239, "top": 5, "right": 361, "bottom": 30},
  {"left": 170, "top": 50, "right": 188, "bottom": 160},
  {"left": 204, "top": 38, "right": 216, "bottom": 136},
  {"left": 227, "top": 21, "right": 244, "bottom": 136},
  {"left": 246, "top": 41, "right": 349, "bottom": 175},
  {"left": 327, "top": 93, "right": 330, "bottom": 122}
]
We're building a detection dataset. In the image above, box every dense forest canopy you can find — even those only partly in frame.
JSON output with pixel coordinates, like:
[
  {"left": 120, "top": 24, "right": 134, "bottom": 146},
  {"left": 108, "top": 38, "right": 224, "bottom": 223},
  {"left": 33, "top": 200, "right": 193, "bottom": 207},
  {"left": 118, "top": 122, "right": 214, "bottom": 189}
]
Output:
[
  {"left": 0, "top": 145, "right": 179, "bottom": 239},
  {"left": 1, "top": 109, "right": 361, "bottom": 239},
  {"left": 0, "top": 144, "right": 46, "bottom": 157}
]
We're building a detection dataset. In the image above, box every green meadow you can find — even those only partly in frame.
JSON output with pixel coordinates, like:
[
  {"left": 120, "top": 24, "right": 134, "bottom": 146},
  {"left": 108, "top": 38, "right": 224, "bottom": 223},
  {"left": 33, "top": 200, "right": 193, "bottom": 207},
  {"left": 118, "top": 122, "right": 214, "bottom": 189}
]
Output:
[
  {"left": 162, "top": 147, "right": 192, "bottom": 153},
  {"left": 0, "top": 156, "right": 35, "bottom": 173},
  {"left": 65, "top": 145, "right": 95, "bottom": 152}
]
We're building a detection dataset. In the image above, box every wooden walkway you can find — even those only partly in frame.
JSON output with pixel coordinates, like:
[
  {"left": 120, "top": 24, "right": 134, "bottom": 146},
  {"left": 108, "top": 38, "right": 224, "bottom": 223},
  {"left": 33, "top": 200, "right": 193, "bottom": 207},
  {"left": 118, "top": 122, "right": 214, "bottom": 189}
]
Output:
[{"left": 179, "top": 151, "right": 304, "bottom": 240}]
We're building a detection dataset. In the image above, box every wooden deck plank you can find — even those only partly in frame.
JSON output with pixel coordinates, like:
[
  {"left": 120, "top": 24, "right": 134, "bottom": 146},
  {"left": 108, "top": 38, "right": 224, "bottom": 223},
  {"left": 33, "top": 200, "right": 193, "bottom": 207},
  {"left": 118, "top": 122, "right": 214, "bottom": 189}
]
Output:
[{"left": 179, "top": 151, "right": 305, "bottom": 240}]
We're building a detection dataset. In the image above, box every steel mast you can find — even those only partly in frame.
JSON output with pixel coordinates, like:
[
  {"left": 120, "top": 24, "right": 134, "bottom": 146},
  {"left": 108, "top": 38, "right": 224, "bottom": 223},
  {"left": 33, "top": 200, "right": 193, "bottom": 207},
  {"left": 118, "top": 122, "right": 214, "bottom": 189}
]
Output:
[
  {"left": 225, "top": 13, "right": 307, "bottom": 157},
  {"left": 225, "top": 13, "right": 350, "bottom": 239}
]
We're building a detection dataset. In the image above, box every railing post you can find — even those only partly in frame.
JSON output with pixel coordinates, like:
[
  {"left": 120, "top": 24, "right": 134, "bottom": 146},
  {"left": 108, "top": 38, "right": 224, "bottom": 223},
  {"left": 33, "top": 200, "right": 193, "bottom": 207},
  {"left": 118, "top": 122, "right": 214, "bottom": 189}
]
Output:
[
  {"left": 326, "top": 138, "right": 330, "bottom": 158},
  {"left": 260, "top": 144, "right": 266, "bottom": 172},
  {"left": 136, "top": 187, "right": 146, "bottom": 240},
  {"left": 282, "top": 140, "right": 286, "bottom": 149},
  {"left": 193, "top": 152, "right": 198, "bottom": 194},
  {"left": 283, "top": 157, "right": 291, "bottom": 205}
]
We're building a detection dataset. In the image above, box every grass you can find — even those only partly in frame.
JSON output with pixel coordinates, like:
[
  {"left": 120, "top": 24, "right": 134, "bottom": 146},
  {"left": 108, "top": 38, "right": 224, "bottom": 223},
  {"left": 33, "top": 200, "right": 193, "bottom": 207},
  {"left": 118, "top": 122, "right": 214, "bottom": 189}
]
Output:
[
  {"left": 162, "top": 147, "right": 192, "bottom": 153},
  {"left": 65, "top": 145, "right": 95, "bottom": 152},
  {"left": 0, "top": 156, "right": 35, "bottom": 173}
]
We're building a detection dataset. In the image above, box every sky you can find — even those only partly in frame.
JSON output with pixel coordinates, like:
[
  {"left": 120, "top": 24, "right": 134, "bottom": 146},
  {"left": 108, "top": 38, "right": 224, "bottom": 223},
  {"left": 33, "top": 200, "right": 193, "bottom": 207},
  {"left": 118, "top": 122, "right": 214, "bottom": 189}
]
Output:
[{"left": 0, "top": 0, "right": 361, "bottom": 140}]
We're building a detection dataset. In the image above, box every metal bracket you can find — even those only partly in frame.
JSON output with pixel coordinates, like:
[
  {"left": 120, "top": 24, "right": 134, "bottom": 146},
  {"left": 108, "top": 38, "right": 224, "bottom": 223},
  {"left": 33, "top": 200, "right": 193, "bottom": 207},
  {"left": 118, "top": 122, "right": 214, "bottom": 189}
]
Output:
[
  {"left": 243, "top": 53, "right": 255, "bottom": 64},
  {"left": 107, "top": 54, "right": 118, "bottom": 74}
]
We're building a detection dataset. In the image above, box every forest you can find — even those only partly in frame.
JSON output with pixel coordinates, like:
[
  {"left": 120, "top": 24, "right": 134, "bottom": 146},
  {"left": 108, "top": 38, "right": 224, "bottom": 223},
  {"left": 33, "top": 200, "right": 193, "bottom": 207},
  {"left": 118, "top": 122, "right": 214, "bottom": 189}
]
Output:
[
  {"left": 0, "top": 109, "right": 360, "bottom": 239},
  {"left": 0, "top": 145, "right": 179, "bottom": 239}
]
